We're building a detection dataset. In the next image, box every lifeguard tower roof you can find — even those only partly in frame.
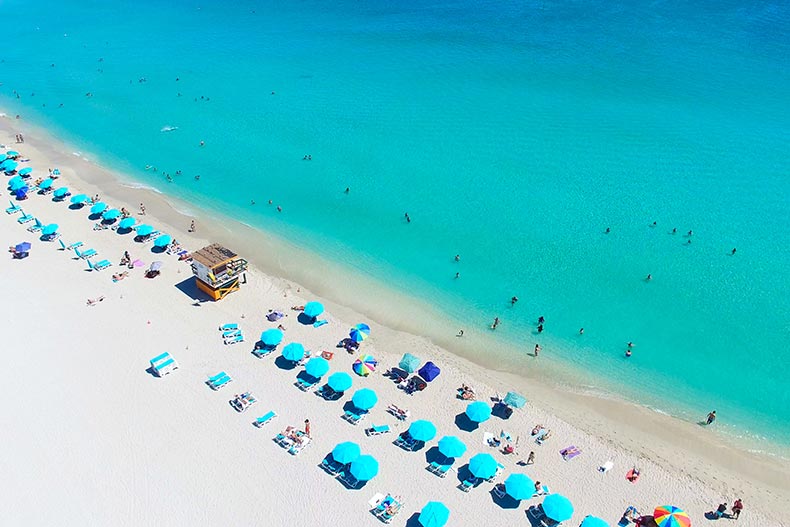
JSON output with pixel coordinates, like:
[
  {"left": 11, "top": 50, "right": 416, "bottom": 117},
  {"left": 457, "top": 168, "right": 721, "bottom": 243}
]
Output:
[{"left": 192, "top": 244, "right": 237, "bottom": 270}]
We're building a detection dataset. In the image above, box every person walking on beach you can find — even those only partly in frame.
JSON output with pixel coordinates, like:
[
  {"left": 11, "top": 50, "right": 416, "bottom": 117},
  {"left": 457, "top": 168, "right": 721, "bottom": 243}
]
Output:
[
  {"left": 731, "top": 498, "right": 743, "bottom": 520},
  {"left": 534, "top": 344, "right": 541, "bottom": 357},
  {"left": 189, "top": 220, "right": 195, "bottom": 232},
  {"left": 706, "top": 410, "right": 717, "bottom": 425},
  {"left": 526, "top": 451, "right": 535, "bottom": 465},
  {"left": 304, "top": 419, "right": 311, "bottom": 438},
  {"left": 139, "top": 203, "right": 146, "bottom": 215}
]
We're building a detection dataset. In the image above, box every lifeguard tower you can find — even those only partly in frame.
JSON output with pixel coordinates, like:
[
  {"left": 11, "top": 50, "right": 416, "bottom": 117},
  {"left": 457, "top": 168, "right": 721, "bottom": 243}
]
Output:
[{"left": 191, "top": 243, "right": 248, "bottom": 301}]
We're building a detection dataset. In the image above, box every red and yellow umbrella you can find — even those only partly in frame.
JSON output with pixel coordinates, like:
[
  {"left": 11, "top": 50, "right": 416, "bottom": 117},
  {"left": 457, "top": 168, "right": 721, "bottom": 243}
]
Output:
[{"left": 654, "top": 506, "right": 691, "bottom": 527}]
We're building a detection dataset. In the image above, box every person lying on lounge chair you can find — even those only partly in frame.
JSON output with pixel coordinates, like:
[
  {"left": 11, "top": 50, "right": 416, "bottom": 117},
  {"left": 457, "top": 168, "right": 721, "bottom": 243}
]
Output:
[{"left": 291, "top": 305, "right": 305, "bottom": 311}]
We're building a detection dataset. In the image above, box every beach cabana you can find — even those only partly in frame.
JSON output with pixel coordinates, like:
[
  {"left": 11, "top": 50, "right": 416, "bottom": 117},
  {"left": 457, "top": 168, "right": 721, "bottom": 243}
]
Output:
[
  {"left": 349, "top": 323, "right": 370, "bottom": 342},
  {"left": 351, "top": 388, "right": 378, "bottom": 411},
  {"left": 408, "top": 420, "right": 437, "bottom": 442},
  {"left": 418, "top": 501, "right": 450, "bottom": 527},
  {"left": 542, "top": 494, "right": 574, "bottom": 523},
  {"left": 399, "top": 353, "right": 421, "bottom": 373},
  {"left": 261, "top": 329, "right": 284, "bottom": 348},
  {"left": 468, "top": 453, "right": 498, "bottom": 479},
  {"left": 580, "top": 516, "right": 609, "bottom": 527},
  {"left": 418, "top": 361, "right": 441, "bottom": 382},
  {"left": 504, "top": 473, "right": 535, "bottom": 500},
  {"left": 352, "top": 354, "right": 377, "bottom": 376},
  {"left": 465, "top": 401, "right": 492, "bottom": 423},
  {"left": 437, "top": 435, "right": 467, "bottom": 459},
  {"left": 503, "top": 391, "right": 526, "bottom": 409},
  {"left": 653, "top": 506, "right": 690, "bottom": 527},
  {"left": 305, "top": 357, "right": 330, "bottom": 378},
  {"left": 327, "top": 372, "right": 352, "bottom": 392},
  {"left": 281, "top": 342, "right": 305, "bottom": 362},
  {"left": 190, "top": 243, "right": 248, "bottom": 301}
]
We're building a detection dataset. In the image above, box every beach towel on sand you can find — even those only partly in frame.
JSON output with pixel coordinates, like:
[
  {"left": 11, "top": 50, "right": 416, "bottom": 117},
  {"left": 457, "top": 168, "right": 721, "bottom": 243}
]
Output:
[
  {"left": 313, "top": 319, "right": 328, "bottom": 328},
  {"left": 560, "top": 445, "right": 581, "bottom": 461}
]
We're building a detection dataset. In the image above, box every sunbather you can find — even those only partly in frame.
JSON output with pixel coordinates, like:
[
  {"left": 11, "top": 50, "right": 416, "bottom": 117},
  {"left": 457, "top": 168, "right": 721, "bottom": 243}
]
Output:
[
  {"left": 86, "top": 296, "right": 105, "bottom": 306},
  {"left": 388, "top": 404, "right": 410, "bottom": 420},
  {"left": 291, "top": 305, "right": 305, "bottom": 311},
  {"left": 531, "top": 424, "right": 544, "bottom": 436},
  {"left": 112, "top": 271, "right": 129, "bottom": 282}
]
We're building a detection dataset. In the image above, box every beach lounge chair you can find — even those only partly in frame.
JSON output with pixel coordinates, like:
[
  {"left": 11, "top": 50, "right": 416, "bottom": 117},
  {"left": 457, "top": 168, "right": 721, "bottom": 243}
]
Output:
[
  {"left": 75, "top": 247, "right": 98, "bottom": 259},
  {"left": 338, "top": 471, "right": 361, "bottom": 489},
  {"left": 206, "top": 372, "right": 232, "bottom": 390},
  {"left": 365, "top": 424, "right": 390, "bottom": 436},
  {"left": 296, "top": 375, "right": 319, "bottom": 391},
  {"left": 222, "top": 329, "right": 241, "bottom": 339},
  {"left": 320, "top": 456, "right": 345, "bottom": 476},
  {"left": 252, "top": 346, "right": 274, "bottom": 358},
  {"left": 378, "top": 498, "right": 403, "bottom": 523},
  {"left": 150, "top": 352, "right": 178, "bottom": 376},
  {"left": 68, "top": 241, "right": 83, "bottom": 251},
  {"left": 342, "top": 409, "right": 367, "bottom": 425},
  {"left": 394, "top": 434, "right": 419, "bottom": 451},
  {"left": 486, "top": 462, "right": 505, "bottom": 482},
  {"left": 493, "top": 484, "right": 507, "bottom": 499},
  {"left": 289, "top": 435, "right": 311, "bottom": 455},
  {"left": 6, "top": 201, "right": 21, "bottom": 214},
  {"left": 224, "top": 333, "right": 245, "bottom": 345},
  {"left": 459, "top": 477, "right": 477, "bottom": 492},
  {"left": 427, "top": 459, "right": 453, "bottom": 478},
  {"left": 27, "top": 219, "right": 44, "bottom": 233},
  {"left": 219, "top": 323, "right": 238, "bottom": 332},
  {"left": 533, "top": 484, "right": 550, "bottom": 497},
  {"left": 230, "top": 392, "right": 257, "bottom": 412},
  {"left": 88, "top": 259, "right": 112, "bottom": 271},
  {"left": 599, "top": 460, "right": 614, "bottom": 473},
  {"left": 254, "top": 410, "right": 277, "bottom": 427},
  {"left": 17, "top": 211, "right": 34, "bottom": 224}
]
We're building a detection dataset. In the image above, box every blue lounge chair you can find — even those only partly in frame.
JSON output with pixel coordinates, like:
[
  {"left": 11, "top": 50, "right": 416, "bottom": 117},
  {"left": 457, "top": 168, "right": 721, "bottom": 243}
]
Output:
[
  {"left": 252, "top": 346, "right": 273, "bottom": 358},
  {"left": 207, "top": 372, "right": 227, "bottom": 383},
  {"left": 254, "top": 410, "right": 277, "bottom": 427},
  {"left": 342, "top": 409, "right": 367, "bottom": 425},
  {"left": 459, "top": 477, "right": 477, "bottom": 492},
  {"left": 296, "top": 375, "right": 318, "bottom": 391},
  {"left": 88, "top": 259, "right": 112, "bottom": 271},
  {"left": 320, "top": 456, "right": 345, "bottom": 475},
  {"left": 486, "top": 462, "right": 505, "bottom": 482},
  {"left": 17, "top": 211, "right": 34, "bottom": 224},
  {"left": 211, "top": 375, "right": 233, "bottom": 390},
  {"left": 394, "top": 434, "right": 418, "bottom": 451},
  {"left": 338, "top": 471, "right": 361, "bottom": 489},
  {"left": 224, "top": 333, "right": 244, "bottom": 345},
  {"left": 365, "top": 424, "right": 390, "bottom": 436},
  {"left": 222, "top": 329, "right": 241, "bottom": 339},
  {"left": 68, "top": 241, "right": 83, "bottom": 251},
  {"left": 27, "top": 219, "right": 43, "bottom": 233},
  {"left": 219, "top": 323, "right": 238, "bottom": 332},
  {"left": 75, "top": 247, "right": 98, "bottom": 259},
  {"left": 6, "top": 201, "right": 21, "bottom": 214}
]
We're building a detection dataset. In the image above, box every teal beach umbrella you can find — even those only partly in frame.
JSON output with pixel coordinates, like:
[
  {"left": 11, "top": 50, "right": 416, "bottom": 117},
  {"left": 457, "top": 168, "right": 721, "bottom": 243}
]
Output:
[
  {"left": 154, "top": 234, "right": 172, "bottom": 247},
  {"left": 3, "top": 160, "right": 18, "bottom": 172},
  {"left": 6, "top": 150, "right": 20, "bottom": 158},
  {"left": 90, "top": 202, "right": 107, "bottom": 214},
  {"left": 102, "top": 208, "right": 120, "bottom": 221},
  {"left": 465, "top": 401, "right": 492, "bottom": 423},
  {"left": 418, "top": 502, "right": 450, "bottom": 527},
  {"left": 118, "top": 217, "right": 136, "bottom": 229},
  {"left": 42, "top": 224, "right": 59, "bottom": 236},
  {"left": 437, "top": 436, "right": 467, "bottom": 459},
  {"left": 408, "top": 420, "right": 437, "bottom": 442},
  {"left": 18, "top": 167, "right": 32, "bottom": 176},
  {"left": 261, "top": 328, "right": 284, "bottom": 346},
  {"left": 305, "top": 357, "right": 330, "bottom": 378},
  {"left": 580, "top": 516, "right": 609, "bottom": 527},
  {"left": 504, "top": 473, "right": 535, "bottom": 500},
  {"left": 468, "top": 453, "right": 498, "bottom": 479},
  {"left": 281, "top": 342, "right": 305, "bottom": 361},
  {"left": 38, "top": 178, "right": 53, "bottom": 190},
  {"left": 70, "top": 194, "right": 88, "bottom": 204},
  {"left": 136, "top": 224, "right": 154, "bottom": 236},
  {"left": 303, "top": 301, "right": 324, "bottom": 318},
  {"left": 542, "top": 494, "right": 574, "bottom": 523},
  {"left": 399, "top": 353, "right": 421, "bottom": 373},
  {"left": 349, "top": 455, "right": 379, "bottom": 481},
  {"left": 331, "top": 442, "right": 361, "bottom": 464},
  {"left": 327, "top": 372, "right": 352, "bottom": 392},
  {"left": 351, "top": 388, "right": 378, "bottom": 411},
  {"left": 54, "top": 187, "right": 69, "bottom": 198}
]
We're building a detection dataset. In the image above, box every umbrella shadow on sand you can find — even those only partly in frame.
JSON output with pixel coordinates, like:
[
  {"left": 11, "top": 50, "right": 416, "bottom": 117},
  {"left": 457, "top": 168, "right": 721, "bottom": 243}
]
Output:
[
  {"left": 455, "top": 412, "right": 481, "bottom": 432},
  {"left": 403, "top": 513, "right": 422, "bottom": 527},
  {"left": 423, "top": 446, "right": 444, "bottom": 465},
  {"left": 297, "top": 312, "right": 317, "bottom": 325},
  {"left": 491, "top": 488, "right": 521, "bottom": 510},
  {"left": 274, "top": 355, "right": 297, "bottom": 370}
]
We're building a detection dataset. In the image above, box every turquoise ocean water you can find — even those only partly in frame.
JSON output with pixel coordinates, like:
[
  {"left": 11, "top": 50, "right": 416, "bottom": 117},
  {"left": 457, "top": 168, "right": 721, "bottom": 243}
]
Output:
[{"left": 2, "top": 1, "right": 788, "bottom": 448}]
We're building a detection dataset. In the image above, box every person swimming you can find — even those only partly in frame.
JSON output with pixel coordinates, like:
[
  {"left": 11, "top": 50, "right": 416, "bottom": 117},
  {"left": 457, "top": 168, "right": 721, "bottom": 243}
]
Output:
[
  {"left": 625, "top": 349, "right": 632, "bottom": 357},
  {"left": 511, "top": 296, "right": 518, "bottom": 305}
]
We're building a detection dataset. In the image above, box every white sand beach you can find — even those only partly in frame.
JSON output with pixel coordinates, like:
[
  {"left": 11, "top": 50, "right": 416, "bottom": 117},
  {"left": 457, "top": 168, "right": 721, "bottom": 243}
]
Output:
[{"left": 1, "top": 116, "right": 788, "bottom": 527}]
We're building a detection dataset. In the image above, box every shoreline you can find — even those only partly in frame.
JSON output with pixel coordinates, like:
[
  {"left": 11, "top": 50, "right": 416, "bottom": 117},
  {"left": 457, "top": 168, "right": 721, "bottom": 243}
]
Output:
[{"left": 3, "top": 112, "right": 789, "bottom": 523}]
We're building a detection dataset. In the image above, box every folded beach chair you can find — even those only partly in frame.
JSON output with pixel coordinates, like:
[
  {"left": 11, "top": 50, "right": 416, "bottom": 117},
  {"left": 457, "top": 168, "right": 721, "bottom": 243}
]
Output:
[
  {"left": 150, "top": 352, "right": 178, "bottom": 376},
  {"left": 6, "top": 201, "right": 21, "bottom": 214},
  {"left": 75, "top": 247, "right": 98, "bottom": 259},
  {"left": 219, "top": 323, "right": 239, "bottom": 332},
  {"left": 27, "top": 219, "right": 44, "bottom": 233},
  {"left": 320, "top": 456, "right": 345, "bottom": 476},
  {"left": 365, "top": 424, "right": 390, "bottom": 436},
  {"left": 224, "top": 333, "right": 244, "bottom": 345},
  {"left": 254, "top": 410, "right": 277, "bottom": 427},
  {"left": 88, "top": 259, "right": 112, "bottom": 271},
  {"left": 17, "top": 211, "right": 34, "bottom": 224}
]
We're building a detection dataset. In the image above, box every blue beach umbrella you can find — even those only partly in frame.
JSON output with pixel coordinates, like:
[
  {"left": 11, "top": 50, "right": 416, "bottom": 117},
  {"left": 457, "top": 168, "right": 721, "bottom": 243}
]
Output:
[
  {"left": 327, "top": 371, "right": 352, "bottom": 392},
  {"left": 465, "top": 401, "right": 492, "bottom": 423},
  {"left": 6, "top": 150, "right": 19, "bottom": 158},
  {"left": 261, "top": 328, "right": 284, "bottom": 347},
  {"left": 9, "top": 177, "right": 25, "bottom": 191},
  {"left": 54, "top": 187, "right": 69, "bottom": 198},
  {"left": 18, "top": 167, "right": 32, "bottom": 176},
  {"left": 118, "top": 217, "right": 136, "bottom": 229},
  {"left": 418, "top": 502, "right": 450, "bottom": 527},
  {"left": 102, "top": 208, "right": 120, "bottom": 221},
  {"left": 504, "top": 473, "right": 535, "bottom": 500},
  {"left": 408, "top": 420, "right": 437, "bottom": 442},
  {"left": 0, "top": 158, "right": 14, "bottom": 169},
  {"left": 305, "top": 357, "right": 330, "bottom": 378},
  {"left": 154, "top": 234, "right": 172, "bottom": 247},
  {"left": 15, "top": 242, "right": 31, "bottom": 253},
  {"left": 349, "top": 323, "right": 370, "bottom": 342},
  {"left": 2, "top": 160, "right": 18, "bottom": 172},
  {"left": 399, "top": 353, "right": 421, "bottom": 373},
  {"left": 281, "top": 342, "right": 305, "bottom": 361},
  {"left": 38, "top": 178, "right": 54, "bottom": 190},
  {"left": 90, "top": 202, "right": 107, "bottom": 214},
  {"left": 331, "top": 442, "right": 361, "bottom": 465},
  {"left": 136, "top": 224, "right": 154, "bottom": 236},
  {"left": 504, "top": 391, "right": 527, "bottom": 409},
  {"left": 41, "top": 224, "right": 59, "bottom": 236},
  {"left": 303, "top": 301, "right": 324, "bottom": 318},
  {"left": 351, "top": 388, "right": 378, "bottom": 411},
  {"left": 437, "top": 435, "right": 467, "bottom": 459},
  {"left": 580, "top": 516, "right": 609, "bottom": 527},
  {"left": 542, "top": 494, "right": 574, "bottom": 523},
  {"left": 70, "top": 193, "right": 88, "bottom": 204},
  {"left": 349, "top": 454, "right": 379, "bottom": 481},
  {"left": 468, "top": 453, "right": 498, "bottom": 479}
]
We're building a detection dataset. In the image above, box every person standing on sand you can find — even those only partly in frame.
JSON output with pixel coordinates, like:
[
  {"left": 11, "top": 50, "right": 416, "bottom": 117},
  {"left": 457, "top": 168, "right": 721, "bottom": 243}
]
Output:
[
  {"left": 189, "top": 220, "right": 195, "bottom": 232},
  {"left": 706, "top": 410, "right": 717, "bottom": 425},
  {"left": 304, "top": 419, "right": 311, "bottom": 438},
  {"left": 731, "top": 498, "right": 743, "bottom": 519},
  {"left": 526, "top": 451, "right": 535, "bottom": 465},
  {"left": 139, "top": 203, "right": 146, "bottom": 215},
  {"left": 534, "top": 344, "right": 541, "bottom": 357}
]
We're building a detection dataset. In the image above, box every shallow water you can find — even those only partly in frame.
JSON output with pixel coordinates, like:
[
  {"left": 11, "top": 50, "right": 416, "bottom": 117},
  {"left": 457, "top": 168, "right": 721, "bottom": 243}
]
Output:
[{"left": 2, "top": 0, "right": 789, "bottom": 447}]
